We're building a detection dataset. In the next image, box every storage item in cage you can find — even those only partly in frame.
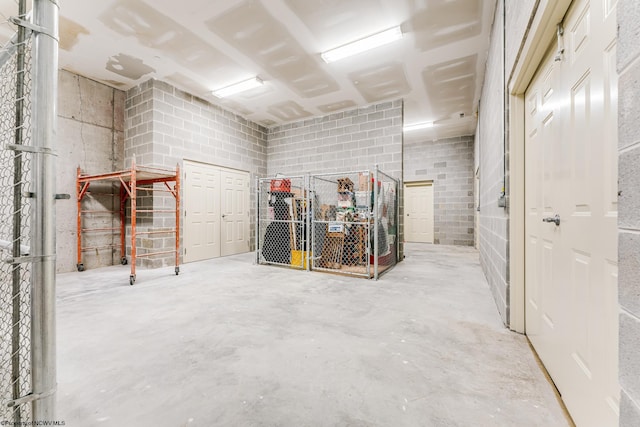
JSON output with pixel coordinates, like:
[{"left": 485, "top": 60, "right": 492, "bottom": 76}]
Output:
[
  {"left": 337, "top": 177, "right": 354, "bottom": 192},
  {"left": 336, "top": 209, "right": 354, "bottom": 222},
  {"left": 319, "top": 232, "right": 345, "bottom": 269},
  {"left": 291, "top": 186, "right": 307, "bottom": 198},
  {"left": 271, "top": 197, "right": 291, "bottom": 220},
  {"left": 358, "top": 172, "right": 373, "bottom": 191},
  {"left": 328, "top": 222, "right": 344, "bottom": 234},
  {"left": 337, "top": 192, "right": 352, "bottom": 201},
  {"left": 262, "top": 222, "right": 291, "bottom": 264},
  {"left": 337, "top": 199, "right": 353, "bottom": 208},
  {"left": 270, "top": 178, "right": 291, "bottom": 193},
  {"left": 291, "top": 250, "right": 311, "bottom": 268},
  {"left": 355, "top": 191, "right": 371, "bottom": 207},
  {"left": 320, "top": 204, "right": 336, "bottom": 221}
]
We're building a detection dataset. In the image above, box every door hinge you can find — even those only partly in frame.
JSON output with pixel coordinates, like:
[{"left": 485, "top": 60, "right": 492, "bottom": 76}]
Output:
[{"left": 554, "top": 23, "right": 565, "bottom": 62}]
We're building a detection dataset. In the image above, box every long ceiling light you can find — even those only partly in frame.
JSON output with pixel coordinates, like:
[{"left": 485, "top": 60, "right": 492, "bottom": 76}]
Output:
[
  {"left": 321, "top": 26, "right": 403, "bottom": 63},
  {"left": 212, "top": 77, "right": 263, "bottom": 98},
  {"left": 403, "top": 122, "right": 434, "bottom": 132}
]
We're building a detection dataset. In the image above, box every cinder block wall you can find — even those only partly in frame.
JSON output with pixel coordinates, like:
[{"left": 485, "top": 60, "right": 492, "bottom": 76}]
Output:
[
  {"left": 617, "top": 0, "right": 640, "bottom": 423},
  {"left": 404, "top": 136, "right": 474, "bottom": 246},
  {"left": 57, "top": 70, "right": 125, "bottom": 273},
  {"left": 125, "top": 79, "right": 268, "bottom": 267},
  {"left": 267, "top": 100, "right": 403, "bottom": 178},
  {"left": 476, "top": 0, "right": 510, "bottom": 324},
  {"left": 266, "top": 100, "right": 404, "bottom": 260}
]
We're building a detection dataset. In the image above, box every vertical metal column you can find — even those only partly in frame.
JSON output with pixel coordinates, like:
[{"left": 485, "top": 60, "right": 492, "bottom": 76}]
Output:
[
  {"left": 129, "top": 157, "right": 137, "bottom": 285},
  {"left": 374, "top": 165, "right": 379, "bottom": 280},
  {"left": 302, "top": 174, "right": 313, "bottom": 271},
  {"left": 175, "top": 163, "right": 180, "bottom": 274},
  {"left": 255, "top": 176, "right": 260, "bottom": 264},
  {"left": 30, "top": 0, "right": 59, "bottom": 421}
]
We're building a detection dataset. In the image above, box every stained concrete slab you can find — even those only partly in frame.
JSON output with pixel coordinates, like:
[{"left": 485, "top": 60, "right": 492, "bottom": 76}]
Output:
[{"left": 55, "top": 244, "right": 569, "bottom": 426}]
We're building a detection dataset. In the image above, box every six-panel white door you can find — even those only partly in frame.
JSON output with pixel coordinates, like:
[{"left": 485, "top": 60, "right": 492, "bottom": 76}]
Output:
[
  {"left": 220, "top": 168, "right": 250, "bottom": 256},
  {"left": 524, "top": 0, "right": 619, "bottom": 425},
  {"left": 183, "top": 161, "right": 221, "bottom": 263},
  {"left": 404, "top": 183, "right": 434, "bottom": 243}
]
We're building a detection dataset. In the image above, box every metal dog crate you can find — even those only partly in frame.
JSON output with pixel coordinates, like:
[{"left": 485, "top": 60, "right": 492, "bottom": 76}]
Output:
[{"left": 256, "top": 167, "right": 398, "bottom": 279}]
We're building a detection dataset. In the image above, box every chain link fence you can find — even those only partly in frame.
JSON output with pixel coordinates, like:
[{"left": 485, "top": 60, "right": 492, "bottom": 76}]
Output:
[
  {"left": 374, "top": 169, "right": 399, "bottom": 278},
  {"left": 257, "top": 169, "right": 399, "bottom": 279},
  {"left": 311, "top": 171, "right": 374, "bottom": 278},
  {"left": 0, "top": 2, "right": 34, "bottom": 423},
  {"left": 256, "top": 176, "right": 309, "bottom": 269}
]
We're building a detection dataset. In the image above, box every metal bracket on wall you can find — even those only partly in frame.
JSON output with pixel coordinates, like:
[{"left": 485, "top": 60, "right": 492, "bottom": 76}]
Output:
[{"left": 7, "top": 144, "right": 57, "bottom": 156}]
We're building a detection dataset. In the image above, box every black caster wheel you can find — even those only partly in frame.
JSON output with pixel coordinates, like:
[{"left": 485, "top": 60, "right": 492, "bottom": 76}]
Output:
[
  {"left": 121, "top": 257, "right": 128, "bottom": 265},
  {"left": 129, "top": 275, "right": 135, "bottom": 286},
  {"left": 175, "top": 267, "right": 180, "bottom": 276},
  {"left": 77, "top": 263, "right": 85, "bottom": 272}
]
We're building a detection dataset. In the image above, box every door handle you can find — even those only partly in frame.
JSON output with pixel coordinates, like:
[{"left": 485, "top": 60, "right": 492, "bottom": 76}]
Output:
[
  {"left": 222, "top": 214, "right": 226, "bottom": 219},
  {"left": 542, "top": 214, "right": 560, "bottom": 226}
]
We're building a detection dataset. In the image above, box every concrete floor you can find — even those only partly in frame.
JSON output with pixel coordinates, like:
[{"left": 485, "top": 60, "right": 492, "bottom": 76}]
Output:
[{"left": 56, "top": 244, "right": 569, "bottom": 427}]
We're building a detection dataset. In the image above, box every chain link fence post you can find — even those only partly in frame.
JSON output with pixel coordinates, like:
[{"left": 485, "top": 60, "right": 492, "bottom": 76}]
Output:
[{"left": 30, "top": 0, "right": 59, "bottom": 420}]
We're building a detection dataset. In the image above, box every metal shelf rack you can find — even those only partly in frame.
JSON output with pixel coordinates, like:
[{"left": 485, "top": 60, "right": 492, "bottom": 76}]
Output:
[{"left": 76, "top": 157, "right": 181, "bottom": 285}]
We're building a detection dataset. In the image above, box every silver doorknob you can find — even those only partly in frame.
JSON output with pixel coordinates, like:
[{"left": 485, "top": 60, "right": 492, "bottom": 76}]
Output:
[
  {"left": 222, "top": 214, "right": 226, "bottom": 218},
  {"left": 542, "top": 214, "right": 560, "bottom": 226}
]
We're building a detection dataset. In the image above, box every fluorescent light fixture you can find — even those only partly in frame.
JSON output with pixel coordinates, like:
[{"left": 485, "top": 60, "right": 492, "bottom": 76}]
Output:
[
  {"left": 212, "top": 77, "right": 263, "bottom": 98},
  {"left": 403, "top": 122, "right": 434, "bottom": 132},
  {"left": 321, "top": 26, "right": 403, "bottom": 63}
]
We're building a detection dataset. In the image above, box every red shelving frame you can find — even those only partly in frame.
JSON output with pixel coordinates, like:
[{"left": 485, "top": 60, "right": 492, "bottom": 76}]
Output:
[{"left": 76, "top": 157, "right": 180, "bottom": 285}]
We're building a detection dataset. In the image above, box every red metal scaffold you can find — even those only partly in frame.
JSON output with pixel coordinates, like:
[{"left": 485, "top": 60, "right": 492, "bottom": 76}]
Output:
[{"left": 76, "top": 157, "right": 181, "bottom": 285}]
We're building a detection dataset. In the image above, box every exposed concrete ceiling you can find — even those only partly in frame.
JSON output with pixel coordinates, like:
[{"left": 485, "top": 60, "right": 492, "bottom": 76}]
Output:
[{"left": 1, "top": 0, "right": 496, "bottom": 140}]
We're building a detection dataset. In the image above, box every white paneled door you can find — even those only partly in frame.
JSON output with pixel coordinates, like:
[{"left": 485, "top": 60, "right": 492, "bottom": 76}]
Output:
[
  {"left": 524, "top": 0, "right": 618, "bottom": 425},
  {"left": 183, "top": 161, "right": 250, "bottom": 263},
  {"left": 221, "top": 169, "right": 250, "bottom": 256},
  {"left": 404, "top": 183, "right": 434, "bottom": 243}
]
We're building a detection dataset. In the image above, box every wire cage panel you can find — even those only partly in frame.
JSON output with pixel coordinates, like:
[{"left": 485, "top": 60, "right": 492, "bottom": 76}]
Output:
[
  {"left": 0, "top": 6, "right": 34, "bottom": 422},
  {"left": 311, "top": 171, "right": 374, "bottom": 278},
  {"left": 256, "top": 176, "right": 309, "bottom": 270},
  {"left": 311, "top": 168, "right": 399, "bottom": 279},
  {"left": 374, "top": 169, "right": 399, "bottom": 279}
]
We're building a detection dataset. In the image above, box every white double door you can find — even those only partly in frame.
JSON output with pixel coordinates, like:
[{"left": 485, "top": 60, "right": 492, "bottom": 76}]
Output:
[
  {"left": 524, "top": 0, "right": 618, "bottom": 425},
  {"left": 183, "top": 160, "right": 250, "bottom": 263}
]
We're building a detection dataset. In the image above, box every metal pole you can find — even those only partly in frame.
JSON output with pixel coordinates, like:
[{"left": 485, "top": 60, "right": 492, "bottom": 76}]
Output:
[
  {"left": 30, "top": 0, "right": 59, "bottom": 421},
  {"left": 255, "top": 177, "right": 260, "bottom": 264},
  {"left": 305, "top": 174, "right": 310, "bottom": 272},
  {"left": 374, "top": 166, "right": 379, "bottom": 280},
  {"left": 11, "top": 1, "right": 28, "bottom": 423}
]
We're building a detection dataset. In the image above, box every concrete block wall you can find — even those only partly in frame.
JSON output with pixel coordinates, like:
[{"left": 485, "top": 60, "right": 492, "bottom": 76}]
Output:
[
  {"left": 125, "top": 79, "right": 268, "bottom": 267},
  {"left": 267, "top": 100, "right": 404, "bottom": 259},
  {"left": 404, "top": 136, "right": 475, "bottom": 246},
  {"left": 477, "top": 0, "right": 509, "bottom": 325},
  {"left": 617, "top": 0, "right": 640, "bottom": 423},
  {"left": 267, "top": 100, "right": 403, "bottom": 178},
  {"left": 56, "top": 70, "right": 125, "bottom": 273}
]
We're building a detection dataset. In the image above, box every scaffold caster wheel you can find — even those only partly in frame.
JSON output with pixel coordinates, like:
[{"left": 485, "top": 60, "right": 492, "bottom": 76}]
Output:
[
  {"left": 175, "top": 267, "right": 180, "bottom": 276},
  {"left": 129, "top": 275, "right": 135, "bottom": 286},
  {"left": 121, "top": 257, "right": 128, "bottom": 265},
  {"left": 77, "top": 263, "right": 85, "bottom": 272}
]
